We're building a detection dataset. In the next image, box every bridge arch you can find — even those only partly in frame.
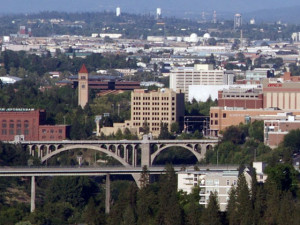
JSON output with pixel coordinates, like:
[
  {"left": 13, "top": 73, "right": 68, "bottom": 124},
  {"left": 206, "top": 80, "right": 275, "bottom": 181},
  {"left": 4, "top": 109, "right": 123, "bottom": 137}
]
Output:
[
  {"left": 41, "top": 144, "right": 131, "bottom": 167},
  {"left": 150, "top": 144, "right": 204, "bottom": 165}
]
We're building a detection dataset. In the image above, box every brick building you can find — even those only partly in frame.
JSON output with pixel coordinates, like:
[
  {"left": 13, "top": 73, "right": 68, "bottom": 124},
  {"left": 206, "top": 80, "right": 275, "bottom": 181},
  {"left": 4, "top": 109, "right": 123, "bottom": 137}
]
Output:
[
  {"left": 263, "top": 113, "right": 300, "bottom": 148},
  {"left": 218, "top": 87, "right": 263, "bottom": 109},
  {"left": 209, "top": 107, "right": 300, "bottom": 137},
  {"left": 0, "top": 109, "right": 69, "bottom": 141}
]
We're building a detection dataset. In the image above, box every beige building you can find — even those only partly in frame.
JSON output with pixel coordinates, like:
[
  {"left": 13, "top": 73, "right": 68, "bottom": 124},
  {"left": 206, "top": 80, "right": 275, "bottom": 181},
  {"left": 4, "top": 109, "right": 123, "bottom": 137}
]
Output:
[
  {"left": 263, "top": 78, "right": 300, "bottom": 110},
  {"left": 178, "top": 163, "right": 266, "bottom": 211},
  {"left": 99, "top": 88, "right": 185, "bottom": 137},
  {"left": 169, "top": 64, "right": 230, "bottom": 101}
]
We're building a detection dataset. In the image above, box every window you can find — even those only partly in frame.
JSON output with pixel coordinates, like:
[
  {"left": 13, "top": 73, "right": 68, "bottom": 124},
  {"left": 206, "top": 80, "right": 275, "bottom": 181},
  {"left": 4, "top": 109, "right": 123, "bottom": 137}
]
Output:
[
  {"left": 17, "top": 120, "right": 21, "bottom": 128},
  {"left": 226, "top": 180, "right": 230, "bottom": 186},
  {"left": 80, "top": 76, "right": 86, "bottom": 80},
  {"left": 2, "top": 120, "right": 6, "bottom": 128},
  {"left": 24, "top": 130, "right": 29, "bottom": 135},
  {"left": 81, "top": 84, "right": 85, "bottom": 88},
  {"left": 215, "top": 113, "right": 218, "bottom": 118},
  {"left": 24, "top": 121, "right": 29, "bottom": 128},
  {"left": 59, "top": 129, "right": 62, "bottom": 134},
  {"left": 215, "top": 120, "right": 218, "bottom": 125},
  {"left": 223, "top": 113, "right": 226, "bottom": 118},
  {"left": 9, "top": 120, "right": 14, "bottom": 129},
  {"left": 2, "top": 129, "right": 7, "bottom": 135}
]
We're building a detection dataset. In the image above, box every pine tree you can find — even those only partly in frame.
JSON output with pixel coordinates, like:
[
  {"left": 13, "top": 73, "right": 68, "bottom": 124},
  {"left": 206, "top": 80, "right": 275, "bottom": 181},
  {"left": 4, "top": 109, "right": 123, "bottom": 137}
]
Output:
[
  {"left": 156, "top": 165, "right": 182, "bottom": 225},
  {"left": 202, "top": 192, "right": 221, "bottom": 225},
  {"left": 227, "top": 186, "right": 238, "bottom": 225},
  {"left": 235, "top": 173, "right": 253, "bottom": 225},
  {"left": 263, "top": 182, "right": 280, "bottom": 225},
  {"left": 252, "top": 186, "right": 266, "bottom": 225},
  {"left": 277, "top": 191, "right": 296, "bottom": 225}
]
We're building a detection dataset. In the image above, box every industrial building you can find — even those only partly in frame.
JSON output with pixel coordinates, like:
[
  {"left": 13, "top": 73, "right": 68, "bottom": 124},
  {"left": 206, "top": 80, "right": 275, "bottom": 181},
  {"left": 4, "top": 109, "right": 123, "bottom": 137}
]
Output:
[{"left": 0, "top": 109, "right": 69, "bottom": 141}]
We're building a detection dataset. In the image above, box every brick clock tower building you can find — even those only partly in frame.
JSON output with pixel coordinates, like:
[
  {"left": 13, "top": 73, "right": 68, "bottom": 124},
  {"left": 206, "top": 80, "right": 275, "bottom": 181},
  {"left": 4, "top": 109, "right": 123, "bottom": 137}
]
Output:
[{"left": 78, "top": 64, "right": 89, "bottom": 108}]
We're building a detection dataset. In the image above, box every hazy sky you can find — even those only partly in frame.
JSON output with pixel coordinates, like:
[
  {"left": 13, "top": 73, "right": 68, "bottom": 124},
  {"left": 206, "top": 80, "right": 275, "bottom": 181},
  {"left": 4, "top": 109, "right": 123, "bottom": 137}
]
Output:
[{"left": 1, "top": 0, "right": 300, "bottom": 14}]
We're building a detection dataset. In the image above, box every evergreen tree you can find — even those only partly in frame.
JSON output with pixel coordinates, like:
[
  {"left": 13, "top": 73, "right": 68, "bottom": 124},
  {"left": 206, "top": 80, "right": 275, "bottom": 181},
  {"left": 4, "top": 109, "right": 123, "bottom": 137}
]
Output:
[
  {"left": 156, "top": 165, "right": 182, "bottom": 225},
  {"left": 227, "top": 186, "right": 238, "bottom": 225},
  {"left": 202, "top": 192, "right": 221, "bottom": 225},
  {"left": 235, "top": 173, "right": 253, "bottom": 225},
  {"left": 277, "top": 191, "right": 296, "bottom": 225},
  {"left": 263, "top": 182, "right": 280, "bottom": 225},
  {"left": 136, "top": 184, "right": 158, "bottom": 225},
  {"left": 252, "top": 186, "right": 266, "bottom": 225}
]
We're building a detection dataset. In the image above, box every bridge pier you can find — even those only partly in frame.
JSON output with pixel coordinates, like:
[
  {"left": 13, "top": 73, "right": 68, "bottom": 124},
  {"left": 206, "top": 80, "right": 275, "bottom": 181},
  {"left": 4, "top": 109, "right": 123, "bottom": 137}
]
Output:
[
  {"left": 31, "top": 176, "right": 36, "bottom": 212},
  {"left": 141, "top": 141, "right": 151, "bottom": 167},
  {"left": 105, "top": 174, "right": 110, "bottom": 214}
]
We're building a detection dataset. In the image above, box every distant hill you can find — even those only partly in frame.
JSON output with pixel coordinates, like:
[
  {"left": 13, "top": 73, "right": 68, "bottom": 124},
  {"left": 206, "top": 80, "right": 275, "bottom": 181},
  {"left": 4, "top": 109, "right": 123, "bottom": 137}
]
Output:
[
  {"left": 0, "top": 1, "right": 300, "bottom": 24},
  {"left": 243, "top": 5, "right": 300, "bottom": 23}
]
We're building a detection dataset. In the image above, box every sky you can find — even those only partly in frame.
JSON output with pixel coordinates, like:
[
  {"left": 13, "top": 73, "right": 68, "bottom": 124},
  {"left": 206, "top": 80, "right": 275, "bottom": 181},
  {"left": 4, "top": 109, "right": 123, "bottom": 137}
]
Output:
[{"left": 1, "top": 0, "right": 300, "bottom": 15}]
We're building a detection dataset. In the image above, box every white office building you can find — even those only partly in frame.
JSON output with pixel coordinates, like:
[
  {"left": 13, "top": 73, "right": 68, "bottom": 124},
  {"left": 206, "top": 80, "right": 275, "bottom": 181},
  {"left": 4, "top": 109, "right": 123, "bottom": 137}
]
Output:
[{"left": 169, "top": 64, "right": 231, "bottom": 101}]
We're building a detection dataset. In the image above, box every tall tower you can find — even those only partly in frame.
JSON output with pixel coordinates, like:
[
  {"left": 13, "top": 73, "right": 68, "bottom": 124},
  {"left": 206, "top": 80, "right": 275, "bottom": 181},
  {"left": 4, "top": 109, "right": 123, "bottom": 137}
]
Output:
[
  {"left": 213, "top": 11, "right": 217, "bottom": 23},
  {"left": 116, "top": 7, "right": 121, "bottom": 17},
  {"left": 234, "top": 13, "right": 242, "bottom": 29},
  {"left": 156, "top": 8, "right": 162, "bottom": 19},
  {"left": 78, "top": 64, "right": 89, "bottom": 108}
]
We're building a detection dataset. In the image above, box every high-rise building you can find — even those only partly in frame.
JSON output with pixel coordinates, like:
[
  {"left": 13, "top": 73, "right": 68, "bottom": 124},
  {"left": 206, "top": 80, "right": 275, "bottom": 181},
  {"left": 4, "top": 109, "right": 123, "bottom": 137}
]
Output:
[
  {"left": 156, "top": 8, "right": 162, "bottom": 19},
  {"left": 78, "top": 64, "right": 89, "bottom": 108},
  {"left": 130, "top": 88, "right": 185, "bottom": 136},
  {"left": 169, "top": 64, "right": 228, "bottom": 101},
  {"left": 213, "top": 11, "right": 217, "bottom": 23},
  {"left": 234, "top": 13, "right": 242, "bottom": 29},
  {"left": 116, "top": 7, "right": 121, "bottom": 17}
]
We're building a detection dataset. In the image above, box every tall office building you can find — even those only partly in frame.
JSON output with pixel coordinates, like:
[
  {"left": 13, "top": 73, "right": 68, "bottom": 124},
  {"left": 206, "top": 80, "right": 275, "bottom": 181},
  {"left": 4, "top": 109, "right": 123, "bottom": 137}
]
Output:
[
  {"left": 78, "top": 64, "right": 89, "bottom": 108},
  {"left": 169, "top": 64, "right": 227, "bottom": 101},
  {"left": 131, "top": 88, "right": 184, "bottom": 136},
  {"left": 234, "top": 13, "right": 242, "bottom": 29},
  {"left": 116, "top": 7, "right": 121, "bottom": 17},
  {"left": 213, "top": 11, "right": 217, "bottom": 23},
  {"left": 156, "top": 8, "right": 162, "bottom": 19}
]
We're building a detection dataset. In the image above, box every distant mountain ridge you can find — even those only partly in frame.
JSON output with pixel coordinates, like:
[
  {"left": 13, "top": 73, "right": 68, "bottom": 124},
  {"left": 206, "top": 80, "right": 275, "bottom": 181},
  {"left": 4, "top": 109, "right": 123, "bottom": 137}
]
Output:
[{"left": 1, "top": 1, "right": 300, "bottom": 23}]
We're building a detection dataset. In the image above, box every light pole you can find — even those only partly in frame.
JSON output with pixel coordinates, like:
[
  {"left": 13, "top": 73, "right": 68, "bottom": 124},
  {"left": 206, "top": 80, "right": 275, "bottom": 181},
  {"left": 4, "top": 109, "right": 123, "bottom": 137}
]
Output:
[
  {"left": 217, "top": 149, "right": 219, "bottom": 167},
  {"left": 111, "top": 104, "right": 114, "bottom": 113},
  {"left": 187, "top": 119, "right": 189, "bottom": 133},
  {"left": 118, "top": 104, "right": 120, "bottom": 116}
]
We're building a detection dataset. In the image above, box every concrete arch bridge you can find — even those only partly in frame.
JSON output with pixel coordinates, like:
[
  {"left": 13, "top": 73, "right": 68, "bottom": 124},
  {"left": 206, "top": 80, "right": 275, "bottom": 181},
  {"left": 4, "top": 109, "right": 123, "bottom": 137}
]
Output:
[{"left": 21, "top": 139, "right": 218, "bottom": 168}]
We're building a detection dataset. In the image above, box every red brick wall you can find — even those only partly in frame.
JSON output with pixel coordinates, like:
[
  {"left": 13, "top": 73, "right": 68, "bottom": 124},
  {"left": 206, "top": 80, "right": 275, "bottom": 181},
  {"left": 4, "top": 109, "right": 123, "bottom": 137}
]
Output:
[
  {"left": 0, "top": 110, "right": 41, "bottom": 141},
  {"left": 38, "top": 125, "right": 70, "bottom": 141}
]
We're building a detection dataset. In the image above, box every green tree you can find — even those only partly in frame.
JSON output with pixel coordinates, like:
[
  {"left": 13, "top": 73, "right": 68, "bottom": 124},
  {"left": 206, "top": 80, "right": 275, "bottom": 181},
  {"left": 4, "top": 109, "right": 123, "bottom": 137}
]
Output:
[
  {"left": 283, "top": 129, "right": 300, "bottom": 153},
  {"left": 235, "top": 173, "right": 253, "bottom": 225},
  {"left": 156, "top": 165, "right": 182, "bottom": 225},
  {"left": 248, "top": 120, "right": 264, "bottom": 142},
  {"left": 202, "top": 192, "right": 221, "bottom": 225}
]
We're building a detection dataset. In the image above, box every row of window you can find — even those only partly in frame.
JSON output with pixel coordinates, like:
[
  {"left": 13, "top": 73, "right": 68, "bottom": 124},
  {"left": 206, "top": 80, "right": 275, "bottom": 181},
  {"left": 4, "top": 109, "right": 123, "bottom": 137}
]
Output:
[
  {"left": 133, "top": 97, "right": 175, "bottom": 101},
  {"left": 133, "top": 117, "right": 174, "bottom": 121},
  {"left": 2, "top": 129, "right": 29, "bottom": 135},
  {"left": 2, "top": 120, "right": 29, "bottom": 129},
  {"left": 41, "top": 129, "right": 63, "bottom": 134},
  {"left": 41, "top": 135, "right": 63, "bottom": 139},
  {"left": 210, "top": 113, "right": 227, "bottom": 118},
  {"left": 211, "top": 120, "right": 218, "bottom": 125}
]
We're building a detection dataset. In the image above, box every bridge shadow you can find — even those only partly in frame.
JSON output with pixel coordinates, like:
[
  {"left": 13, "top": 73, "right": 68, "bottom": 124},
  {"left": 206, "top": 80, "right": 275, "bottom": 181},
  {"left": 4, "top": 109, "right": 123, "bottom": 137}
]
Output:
[{"left": 152, "top": 146, "right": 198, "bottom": 165}]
